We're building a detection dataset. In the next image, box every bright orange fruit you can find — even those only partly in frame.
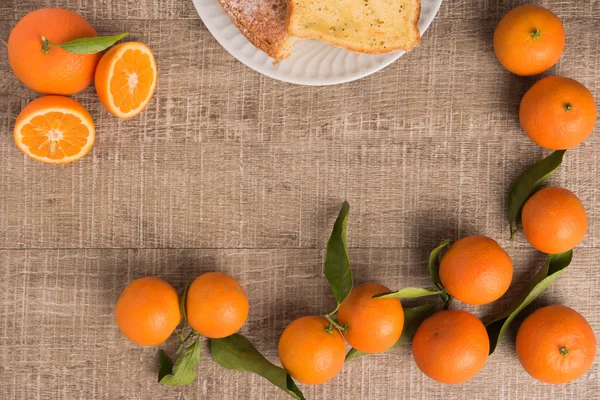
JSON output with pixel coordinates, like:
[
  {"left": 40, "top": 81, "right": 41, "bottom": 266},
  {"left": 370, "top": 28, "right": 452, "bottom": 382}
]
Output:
[
  {"left": 115, "top": 277, "right": 181, "bottom": 346},
  {"left": 439, "top": 235, "right": 513, "bottom": 305},
  {"left": 521, "top": 186, "right": 588, "bottom": 254},
  {"left": 494, "top": 5, "right": 565, "bottom": 76},
  {"left": 8, "top": 8, "right": 101, "bottom": 95},
  {"left": 14, "top": 96, "right": 95, "bottom": 164},
  {"left": 520, "top": 76, "right": 597, "bottom": 150},
  {"left": 412, "top": 310, "right": 489, "bottom": 384},
  {"left": 517, "top": 305, "right": 596, "bottom": 384},
  {"left": 95, "top": 42, "right": 158, "bottom": 119},
  {"left": 185, "top": 272, "right": 249, "bottom": 338},
  {"left": 278, "top": 316, "right": 346, "bottom": 385},
  {"left": 337, "top": 283, "right": 404, "bottom": 353}
]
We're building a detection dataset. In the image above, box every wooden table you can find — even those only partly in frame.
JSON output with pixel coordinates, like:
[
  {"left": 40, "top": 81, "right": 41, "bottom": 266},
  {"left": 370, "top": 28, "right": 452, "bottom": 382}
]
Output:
[{"left": 1, "top": 1, "right": 598, "bottom": 398}]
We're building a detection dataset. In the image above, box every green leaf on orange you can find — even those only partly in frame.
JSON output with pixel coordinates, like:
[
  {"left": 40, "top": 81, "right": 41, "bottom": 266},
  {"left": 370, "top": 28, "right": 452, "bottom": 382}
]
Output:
[
  {"left": 210, "top": 334, "right": 305, "bottom": 400},
  {"left": 427, "top": 240, "right": 452, "bottom": 309},
  {"left": 345, "top": 304, "right": 435, "bottom": 362},
  {"left": 44, "top": 32, "right": 129, "bottom": 54},
  {"left": 486, "top": 250, "right": 573, "bottom": 355},
  {"left": 159, "top": 338, "right": 201, "bottom": 386},
  {"left": 507, "top": 150, "right": 566, "bottom": 239},
  {"left": 373, "top": 287, "right": 441, "bottom": 299},
  {"left": 324, "top": 201, "right": 353, "bottom": 308}
]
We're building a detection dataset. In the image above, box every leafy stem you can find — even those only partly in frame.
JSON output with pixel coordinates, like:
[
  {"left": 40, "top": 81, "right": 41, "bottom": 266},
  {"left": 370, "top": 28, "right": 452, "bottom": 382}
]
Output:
[
  {"left": 176, "top": 330, "right": 198, "bottom": 355},
  {"left": 325, "top": 313, "right": 347, "bottom": 333},
  {"left": 40, "top": 32, "right": 129, "bottom": 55}
]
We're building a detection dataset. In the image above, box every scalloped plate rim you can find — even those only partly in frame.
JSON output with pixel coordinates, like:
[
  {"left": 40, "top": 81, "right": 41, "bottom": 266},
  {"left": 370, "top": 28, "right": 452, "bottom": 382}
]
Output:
[{"left": 192, "top": 0, "right": 443, "bottom": 86}]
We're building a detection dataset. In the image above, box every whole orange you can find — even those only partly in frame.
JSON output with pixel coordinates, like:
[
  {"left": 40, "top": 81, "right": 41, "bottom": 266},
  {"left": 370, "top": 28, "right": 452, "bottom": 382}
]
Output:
[
  {"left": 520, "top": 76, "right": 597, "bottom": 150},
  {"left": 439, "top": 235, "right": 513, "bottom": 305},
  {"left": 278, "top": 316, "right": 346, "bottom": 385},
  {"left": 8, "top": 8, "right": 101, "bottom": 95},
  {"left": 517, "top": 305, "right": 596, "bottom": 384},
  {"left": 115, "top": 277, "right": 181, "bottom": 346},
  {"left": 521, "top": 186, "right": 587, "bottom": 254},
  {"left": 494, "top": 5, "right": 565, "bottom": 76},
  {"left": 185, "top": 272, "right": 249, "bottom": 338},
  {"left": 337, "top": 283, "right": 404, "bottom": 353},
  {"left": 412, "top": 310, "right": 489, "bottom": 384}
]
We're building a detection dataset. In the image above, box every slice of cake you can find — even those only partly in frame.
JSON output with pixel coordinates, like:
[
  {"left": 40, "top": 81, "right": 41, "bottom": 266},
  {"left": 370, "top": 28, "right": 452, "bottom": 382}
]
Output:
[
  {"left": 286, "top": 0, "right": 421, "bottom": 53},
  {"left": 218, "top": 0, "right": 295, "bottom": 59}
]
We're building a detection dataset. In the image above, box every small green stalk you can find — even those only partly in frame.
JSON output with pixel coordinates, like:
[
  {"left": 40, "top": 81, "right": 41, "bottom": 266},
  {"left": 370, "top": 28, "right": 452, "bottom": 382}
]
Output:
[
  {"left": 41, "top": 36, "right": 52, "bottom": 53},
  {"left": 530, "top": 28, "right": 541, "bottom": 40},
  {"left": 560, "top": 347, "right": 569, "bottom": 356},
  {"left": 325, "top": 313, "right": 347, "bottom": 333}
]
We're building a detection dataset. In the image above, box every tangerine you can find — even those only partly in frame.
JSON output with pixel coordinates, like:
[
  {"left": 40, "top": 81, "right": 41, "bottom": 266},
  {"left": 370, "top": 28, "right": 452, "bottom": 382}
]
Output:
[
  {"left": 8, "top": 8, "right": 101, "bottom": 95},
  {"left": 412, "top": 310, "right": 489, "bottom": 384},
  {"left": 521, "top": 186, "right": 588, "bottom": 254},
  {"left": 337, "top": 283, "right": 404, "bottom": 353},
  {"left": 516, "top": 305, "right": 596, "bottom": 384},
  {"left": 439, "top": 235, "right": 513, "bottom": 305},
  {"left": 115, "top": 277, "right": 181, "bottom": 346},
  {"left": 278, "top": 316, "right": 346, "bottom": 385},
  {"left": 520, "top": 76, "right": 597, "bottom": 150},
  {"left": 494, "top": 5, "right": 565, "bottom": 76},
  {"left": 185, "top": 272, "right": 249, "bottom": 338}
]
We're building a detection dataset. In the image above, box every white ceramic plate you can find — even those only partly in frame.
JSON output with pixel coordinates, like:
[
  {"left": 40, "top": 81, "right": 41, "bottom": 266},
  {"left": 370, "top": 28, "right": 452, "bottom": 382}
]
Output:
[{"left": 192, "top": 0, "right": 443, "bottom": 85}]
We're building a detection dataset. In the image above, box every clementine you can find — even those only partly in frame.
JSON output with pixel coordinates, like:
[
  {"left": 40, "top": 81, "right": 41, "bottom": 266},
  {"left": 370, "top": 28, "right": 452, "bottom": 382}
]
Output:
[
  {"left": 517, "top": 305, "right": 596, "bottom": 384},
  {"left": 14, "top": 96, "right": 95, "bottom": 164},
  {"left": 185, "top": 272, "right": 249, "bottom": 338},
  {"left": 521, "top": 186, "right": 587, "bottom": 254},
  {"left": 520, "top": 76, "right": 597, "bottom": 150},
  {"left": 95, "top": 42, "right": 158, "bottom": 119},
  {"left": 494, "top": 5, "right": 565, "bottom": 76},
  {"left": 8, "top": 8, "right": 101, "bottom": 95},
  {"left": 278, "top": 316, "right": 346, "bottom": 385},
  {"left": 337, "top": 283, "right": 404, "bottom": 353},
  {"left": 439, "top": 235, "right": 513, "bottom": 305},
  {"left": 412, "top": 310, "right": 489, "bottom": 384},
  {"left": 115, "top": 277, "right": 181, "bottom": 346}
]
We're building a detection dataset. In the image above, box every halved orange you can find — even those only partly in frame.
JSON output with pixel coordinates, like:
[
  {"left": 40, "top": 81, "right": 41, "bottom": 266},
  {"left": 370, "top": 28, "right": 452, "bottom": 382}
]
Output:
[
  {"left": 95, "top": 42, "right": 157, "bottom": 119},
  {"left": 14, "top": 96, "right": 95, "bottom": 164}
]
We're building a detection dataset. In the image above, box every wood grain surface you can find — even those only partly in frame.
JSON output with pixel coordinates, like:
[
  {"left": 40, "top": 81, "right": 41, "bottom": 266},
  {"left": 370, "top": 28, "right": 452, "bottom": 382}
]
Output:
[{"left": 0, "top": 1, "right": 599, "bottom": 399}]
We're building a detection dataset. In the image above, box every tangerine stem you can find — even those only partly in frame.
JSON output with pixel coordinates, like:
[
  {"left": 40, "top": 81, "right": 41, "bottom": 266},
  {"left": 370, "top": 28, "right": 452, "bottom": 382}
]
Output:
[
  {"left": 530, "top": 29, "right": 541, "bottom": 39},
  {"left": 560, "top": 347, "right": 569, "bottom": 356},
  {"left": 325, "top": 314, "right": 347, "bottom": 332},
  {"left": 41, "top": 36, "right": 52, "bottom": 53},
  {"left": 565, "top": 103, "right": 573, "bottom": 112}
]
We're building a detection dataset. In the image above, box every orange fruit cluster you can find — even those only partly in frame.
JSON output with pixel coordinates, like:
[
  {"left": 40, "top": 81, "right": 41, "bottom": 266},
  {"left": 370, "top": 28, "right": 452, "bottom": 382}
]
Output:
[
  {"left": 278, "top": 282, "right": 405, "bottom": 385},
  {"left": 8, "top": 8, "right": 158, "bottom": 164},
  {"left": 494, "top": 5, "right": 597, "bottom": 151},
  {"left": 115, "top": 272, "right": 248, "bottom": 346}
]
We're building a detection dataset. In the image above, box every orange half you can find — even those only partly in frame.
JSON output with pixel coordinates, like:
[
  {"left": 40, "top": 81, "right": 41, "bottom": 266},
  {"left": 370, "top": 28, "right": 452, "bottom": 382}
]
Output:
[
  {"left": 14, "top": 96, "right": 95, "bottom": 164},
  {"left": 95, "top": 42, "right": 158, "bottom": 119}
]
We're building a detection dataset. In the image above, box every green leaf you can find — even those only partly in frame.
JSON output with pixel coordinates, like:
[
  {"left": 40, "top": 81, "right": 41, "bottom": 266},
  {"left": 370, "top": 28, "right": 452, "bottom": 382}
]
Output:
[
  {"left": 345, "top": 304, "right": 435, "bottom": 362},
  {"left": 427, "top": 240, "right": 452, "bottom": 309},
  {"left": 428, "top": 240, "right": 450, "bottom": 288},
  {"left": 507, "top": 150, "right": 566, "bottom": 237},
  {"left": 180, "top": 278, "right": 191, "bottom": 329},
  {"left": 158, "top": 350, "right": 174, "bottom": 382},
  {"left": 211, "top": 334, "right": 305, "bottom": 400},
  {"left": 52, "top": 32, "right": 129, "bottom": 54},
  {"left": 324, "top": 201, "right": 353, "bottom": 307},
  {"left": 486, "top": 250, "right": 573, "bottom": 355},
  {"left": 373, "top": 287, "right": 441, "bottom": 299},
  {"left": 159, "top": 338, "right": 201, "bottom": 386}
]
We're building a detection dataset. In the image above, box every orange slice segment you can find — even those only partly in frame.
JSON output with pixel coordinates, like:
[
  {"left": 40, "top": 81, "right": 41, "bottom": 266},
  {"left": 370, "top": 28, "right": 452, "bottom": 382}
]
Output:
[
  {"left": 14, "top": 96, "right": 95, "bottom": 164},
  {"left": 95, "top": 42, "right": 158, "bottom": 119}
]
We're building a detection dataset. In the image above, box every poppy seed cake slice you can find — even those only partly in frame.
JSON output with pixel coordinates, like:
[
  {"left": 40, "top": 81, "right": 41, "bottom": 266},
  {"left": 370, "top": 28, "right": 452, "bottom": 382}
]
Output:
[{"left": 286, "top": 0, "right": 421, "bottom": 53}]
